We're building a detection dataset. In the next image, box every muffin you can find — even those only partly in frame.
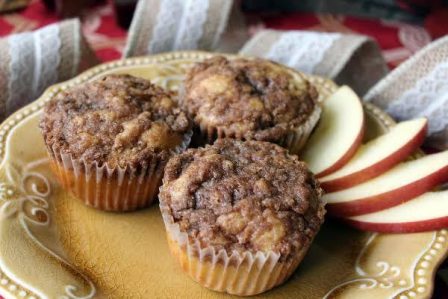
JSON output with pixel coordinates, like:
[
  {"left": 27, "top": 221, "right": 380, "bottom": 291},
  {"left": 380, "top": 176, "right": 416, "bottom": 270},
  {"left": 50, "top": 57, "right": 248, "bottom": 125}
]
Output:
[
  {"left": 159, "top": 139, "right": 325, "bottom": 295},
  {"left": 40, "top": 74, "right": 192, "bottom": 212},
  {"left": 181, "top": 56, "right": 321, "bottom": 153}
]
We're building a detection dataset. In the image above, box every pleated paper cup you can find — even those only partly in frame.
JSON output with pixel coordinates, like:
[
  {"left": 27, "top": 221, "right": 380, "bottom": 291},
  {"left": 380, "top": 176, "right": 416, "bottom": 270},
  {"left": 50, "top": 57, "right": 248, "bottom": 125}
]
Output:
[
  {"left": 48, "top": 131, "right": 192, "bottom": 212},
  {"left": 181, "top": 57, "right": 322, "bottom": 153},
  {"left": 281, "top": 105, "right": 321, "bottom": 154},
  {"left": 160, "top": 207, "right": 312, "bottom": 296},
  {"left": 195, "top": 104, "right": 321, "bottom": 154}
]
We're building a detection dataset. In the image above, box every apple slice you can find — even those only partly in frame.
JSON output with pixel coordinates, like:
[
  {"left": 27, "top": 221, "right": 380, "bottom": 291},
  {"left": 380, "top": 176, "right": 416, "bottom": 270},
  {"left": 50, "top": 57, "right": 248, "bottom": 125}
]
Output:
[
  {"left": 320, "top": 118, "right": 428, "bottom": 192},
  {"left": 324, "top": 150, "right": 448, "bottom": 217},
  {"left": 345, "top": 191, "right": 448, "bottom": 233},
  {"left": 301, "top": 85, "right": 364, "bottom": 177}
]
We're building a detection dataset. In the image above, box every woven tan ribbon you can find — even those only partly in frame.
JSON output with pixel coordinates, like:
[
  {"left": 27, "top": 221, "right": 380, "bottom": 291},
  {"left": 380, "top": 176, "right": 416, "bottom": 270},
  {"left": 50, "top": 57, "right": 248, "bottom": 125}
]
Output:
[
  {"left": 0, "top": 19, "right": 98, "bottom": 120},
  {"left": 123, "top": 0, "right": 234, "bottom": 57},
  {"left": 365, "top": 35, "right": 448, "bottom": 150},
  {"left": 240, "top": 29, "right": 389, "bottom": 96},
  {"left": 240, "top": 31, "right": 448, "bottom": 149}
]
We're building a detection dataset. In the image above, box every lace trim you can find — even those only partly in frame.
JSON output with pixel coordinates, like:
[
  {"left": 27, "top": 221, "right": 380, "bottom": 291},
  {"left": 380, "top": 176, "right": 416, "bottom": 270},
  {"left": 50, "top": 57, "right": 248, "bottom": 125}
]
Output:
[
  {"left": 148, "top": 0, "right": 184, "bottom": 53},
  {"left": 8, "top": 33, "right": 35, "bottom": 115},
  {"left": 148, "top": 0, "right": 209, "bottom": 53},
  {"left": 266, "top": 31, "right": 341, "bottom": 74},
  {"left": 173, "top": 0, "right": 209, "bottom": 50},
  {"left": 7, "top": 24, "right": 61, "bottom": 115},
  {"left": 364, "top": 36, "right": 448, "bottom": 104},
  {"left": 397, "top": 24, "right": 431, "bottom": 53},
  {"left": 33, "top": 24, "right": 61, "bottom": 97},
  {"left": 420, "top": 93, "right": 448, "bottom": 134},
  {"left": 386, "top": 61, "right": 448, "bottom": 134}
]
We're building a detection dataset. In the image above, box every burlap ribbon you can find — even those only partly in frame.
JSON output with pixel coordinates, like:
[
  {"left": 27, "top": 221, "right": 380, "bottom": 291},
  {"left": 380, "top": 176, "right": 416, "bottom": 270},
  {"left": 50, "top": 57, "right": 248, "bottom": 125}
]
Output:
[
  {"left": 240, "top": 30, "right": 389, "bottom": 96},
  {"left": 0, "top": 19, "right": 98, "bottom": 120},
  {"left": 365, "top": 36, "right": 448, "bottom": 150},
  {"left": 240, "top": 31, "right": 448, "bottom": 149},
  {"left": 123, "top": 0, "right": 234, "bottom": 57},
  {"left": 2, "top": 3, "right": 448, "bottom": 148}
]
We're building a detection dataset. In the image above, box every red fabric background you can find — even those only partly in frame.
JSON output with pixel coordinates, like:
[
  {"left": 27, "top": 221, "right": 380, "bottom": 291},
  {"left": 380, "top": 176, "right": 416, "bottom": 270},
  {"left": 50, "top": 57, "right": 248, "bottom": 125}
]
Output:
[{"left": 0, "top": 0, "right": 436, "bottom": 66}]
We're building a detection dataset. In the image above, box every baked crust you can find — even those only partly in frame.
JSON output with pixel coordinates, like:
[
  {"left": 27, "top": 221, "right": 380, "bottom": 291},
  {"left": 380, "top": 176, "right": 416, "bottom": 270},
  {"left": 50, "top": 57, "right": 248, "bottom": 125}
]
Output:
[
  {"left": 40, "top": 74, "right": 191, "bottom": 169},
  {"left": 181, "top": 56, "right": 318, "bottom": 142},
  {"left": 160, "top": 139, "right": 325, "bottom": 260}
]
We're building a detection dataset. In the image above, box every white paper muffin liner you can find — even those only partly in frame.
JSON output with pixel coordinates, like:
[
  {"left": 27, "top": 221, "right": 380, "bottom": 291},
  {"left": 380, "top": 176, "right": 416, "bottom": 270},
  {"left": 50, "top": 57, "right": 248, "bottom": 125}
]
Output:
[
  {"left": 278, "top": 105, "right": 321, "bottom": 154},
  {"left": 196, "top": 104, "right": 321, "bottom": 154},
  {"left": 182, "top": 60, "right": 322, "bottom": 154},
  {"left": 160, "top": 206, "right": 312, "bottom": 296},
  {"left": 48, "top": 131, "right": 192, "bottom": 212}
]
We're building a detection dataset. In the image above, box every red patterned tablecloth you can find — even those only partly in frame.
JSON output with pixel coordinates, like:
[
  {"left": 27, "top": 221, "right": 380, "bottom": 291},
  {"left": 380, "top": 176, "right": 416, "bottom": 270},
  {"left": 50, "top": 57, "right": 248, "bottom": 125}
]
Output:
[
  {"left": 0, "top": 0, "right": 435, "bottom": 66},
  {"left": 0, "top": 0, "right": 447, "bottom": 298},
  {"left": 0, "top": 0, "right": 127, "bottom": 61}
]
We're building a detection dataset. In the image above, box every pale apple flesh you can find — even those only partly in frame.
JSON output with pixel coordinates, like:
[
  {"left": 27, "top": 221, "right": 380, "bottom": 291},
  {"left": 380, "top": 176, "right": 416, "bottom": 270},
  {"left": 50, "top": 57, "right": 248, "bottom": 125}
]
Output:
[
  {"left": 320, "top": 118, "right": 428, "bottom": 192},
  {"left": 345, "top": 191, "right": 448, "bottom": 233},
  {"left": 323, "top": 150, "right": 448, "bottom": 217},
  {"left": 301, "top": 86, "right": 365, "bottom": 177}
]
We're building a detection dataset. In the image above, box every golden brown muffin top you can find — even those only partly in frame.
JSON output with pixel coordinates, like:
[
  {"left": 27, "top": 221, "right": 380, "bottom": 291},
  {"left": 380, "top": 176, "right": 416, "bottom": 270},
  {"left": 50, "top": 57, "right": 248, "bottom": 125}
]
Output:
[
  {"left": 40, "top": 74, "right": 191, "bottom": 169},
  {"left": 160, "top": 139, "right": 325, "bottom": 259},
  {"left": 181, "top": 56, "right": 318, "bottom": 142}
]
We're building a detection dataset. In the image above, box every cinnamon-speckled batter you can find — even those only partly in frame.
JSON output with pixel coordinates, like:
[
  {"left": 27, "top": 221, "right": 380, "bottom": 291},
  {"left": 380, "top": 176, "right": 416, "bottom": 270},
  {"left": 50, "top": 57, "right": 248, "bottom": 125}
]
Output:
[
  {"left": 181, "top": 56, "right": 318, "bottom": 142},
  {"left": 40, "top": 74, "right": 191, "bottom": 168},
  {"left": 160, "top": 139, "right": 325, "bottom": 260}
]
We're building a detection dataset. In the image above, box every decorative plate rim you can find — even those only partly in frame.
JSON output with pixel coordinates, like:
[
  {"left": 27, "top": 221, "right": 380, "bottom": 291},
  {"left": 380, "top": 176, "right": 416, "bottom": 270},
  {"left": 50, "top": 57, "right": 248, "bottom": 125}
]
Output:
[{"left": 0, "top": 51, "right": 446, "bottom": 299}]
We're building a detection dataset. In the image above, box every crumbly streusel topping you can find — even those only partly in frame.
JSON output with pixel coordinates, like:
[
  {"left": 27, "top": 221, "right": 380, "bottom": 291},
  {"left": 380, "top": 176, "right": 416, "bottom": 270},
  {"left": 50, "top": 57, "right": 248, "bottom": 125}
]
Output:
[
  {"left": 40, "top": 74, "right": 191, "bottom": 168},
  {"left": 181, "top": 56, "right": 318, "bottom": 142},
  {"left": 160, "top": 139, "right": 325, "bottom": 259}
]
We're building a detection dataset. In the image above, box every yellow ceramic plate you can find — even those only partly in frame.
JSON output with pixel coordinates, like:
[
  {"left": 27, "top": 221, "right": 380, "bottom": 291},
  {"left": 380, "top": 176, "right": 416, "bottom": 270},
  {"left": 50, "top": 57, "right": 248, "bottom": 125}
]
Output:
[{"left": 0, "top": 51, "right": 447, "bottom": 299}]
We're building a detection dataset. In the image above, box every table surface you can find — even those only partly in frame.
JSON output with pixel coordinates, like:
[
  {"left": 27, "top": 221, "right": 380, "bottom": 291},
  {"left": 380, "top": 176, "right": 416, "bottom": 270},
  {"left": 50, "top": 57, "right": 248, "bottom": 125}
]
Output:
[{"left": 0, "top": 0, "right": 446, "bottom": 298}]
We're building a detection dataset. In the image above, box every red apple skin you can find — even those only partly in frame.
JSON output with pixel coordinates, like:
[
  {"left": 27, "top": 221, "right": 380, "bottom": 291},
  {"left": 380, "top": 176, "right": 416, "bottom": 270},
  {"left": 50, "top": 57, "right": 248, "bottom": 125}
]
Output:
[
  {"left": 343, "top": 216, "right": 448, "bottom": 233},
  {"left": 315, "top": 116, "right": 365, "bottom": 178},
  {"left": 321, "top": 122, "right": 427, "bottom": 192},
  {"left": 326, "top": 165, "right": 448, "bottom": 217}
]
